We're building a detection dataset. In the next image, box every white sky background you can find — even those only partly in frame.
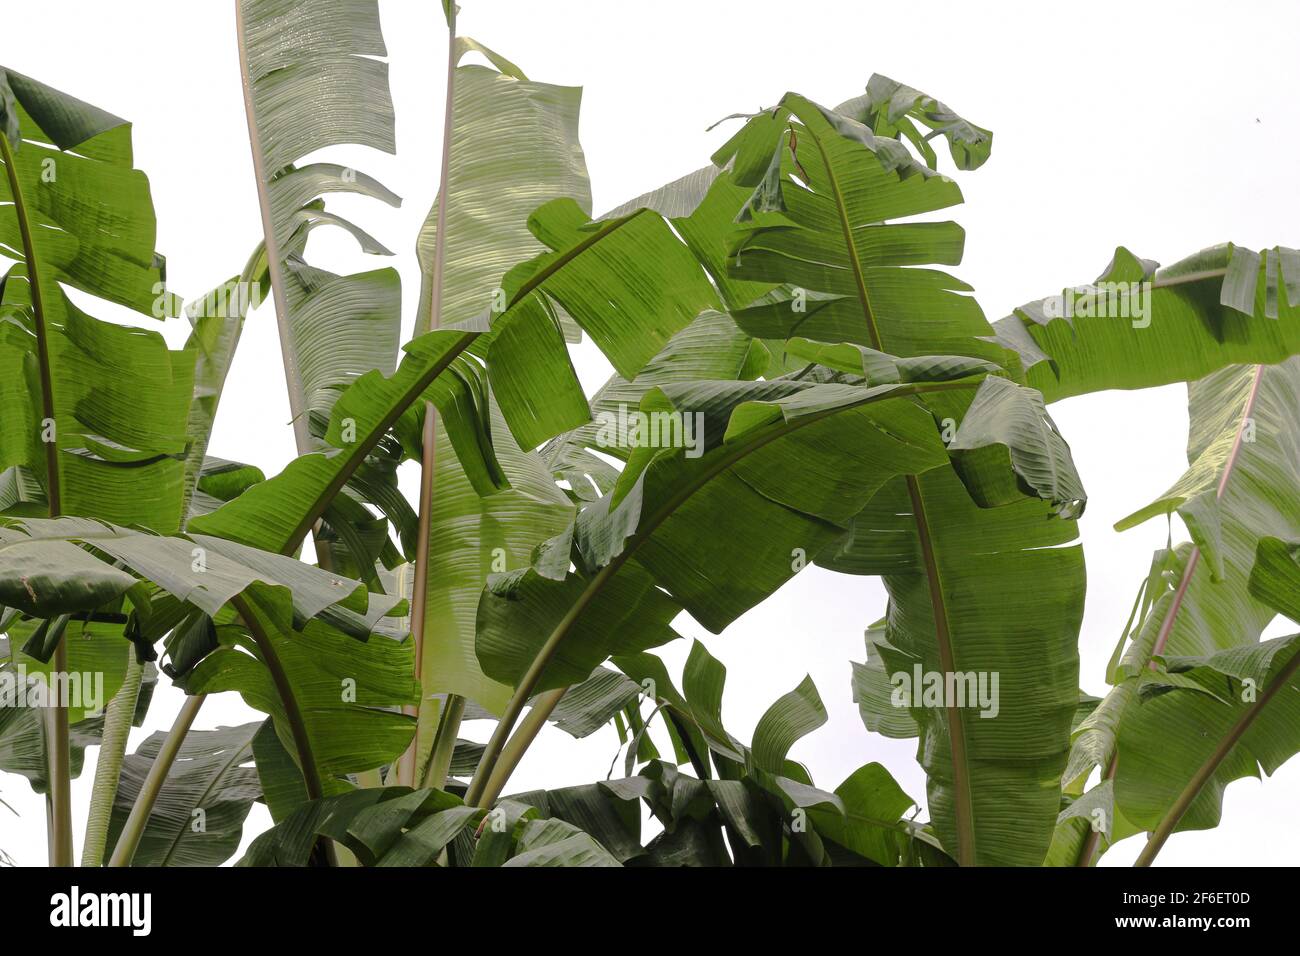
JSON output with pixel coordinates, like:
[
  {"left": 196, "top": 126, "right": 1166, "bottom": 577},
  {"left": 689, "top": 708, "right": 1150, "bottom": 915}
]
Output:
[{"left": 3, "top": 0, "right": 1300, "bottom": 866}]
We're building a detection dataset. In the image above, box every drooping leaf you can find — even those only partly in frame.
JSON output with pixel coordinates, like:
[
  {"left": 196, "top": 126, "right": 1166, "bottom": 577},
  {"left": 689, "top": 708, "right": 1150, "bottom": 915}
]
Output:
[
  {"left": 721, "top": 90, "right": 1085, "bottom": 866},
  {"left": 830, "top": 468, "right": 1084, "bottom": 866},
  {"left": 948, "top": 376, "right": 1085, "bottom": 519},
  {"left": 836, "top": 74, "right": 992, "bottom": 171},
  {"left": 1118, "top": 629, "right": 1300, "bottom": 850}
]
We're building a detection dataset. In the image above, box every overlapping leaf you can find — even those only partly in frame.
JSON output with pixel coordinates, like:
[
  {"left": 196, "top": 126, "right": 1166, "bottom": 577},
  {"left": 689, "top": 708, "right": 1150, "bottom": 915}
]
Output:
[{"left": 186, "top": 591, "right": 419, "bottom": 797}]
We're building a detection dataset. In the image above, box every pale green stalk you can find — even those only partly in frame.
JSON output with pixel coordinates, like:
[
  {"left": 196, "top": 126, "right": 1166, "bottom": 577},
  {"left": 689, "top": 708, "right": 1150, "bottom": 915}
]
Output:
[{"left": 81, "top": 653, "right": 145, "bottom": 866}]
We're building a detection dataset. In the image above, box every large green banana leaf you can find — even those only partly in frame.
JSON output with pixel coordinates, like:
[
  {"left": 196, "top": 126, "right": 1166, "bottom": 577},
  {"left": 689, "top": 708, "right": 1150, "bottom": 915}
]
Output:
[
  {"left": 415, "top": 401, "right": 573, "bottom": 719},
  {"left": 988, "top": 244, "right": 1300, "bottom": 403},
  {"left": 0, "top": 515, "right": 393, "bottom": 625},
  {"left": 0, "top": 69, "right": 192, "bottom": 532},
  {"left": 836, "top": 466, "right": 1084, "bottom": 867},
  {"left": 233, "top": 0, "right": 429, "bottom": 582},
  {"left": 402, "top": 30, "right": 593, "bottom": 770},
  {"left": 415, "top": 36, "right": 590, "bottom": 334},
  {"left": 722, "top": 93, "right": 1004, "bottom": 366},
  {"left": 236, "top": 0, "right": 403, "bottom": 450}
]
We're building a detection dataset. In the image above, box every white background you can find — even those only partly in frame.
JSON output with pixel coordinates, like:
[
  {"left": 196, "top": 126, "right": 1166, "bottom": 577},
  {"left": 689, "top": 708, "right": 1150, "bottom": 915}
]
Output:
[{"left": 3, "top": 0, "right": 1299, "bottom": 866}]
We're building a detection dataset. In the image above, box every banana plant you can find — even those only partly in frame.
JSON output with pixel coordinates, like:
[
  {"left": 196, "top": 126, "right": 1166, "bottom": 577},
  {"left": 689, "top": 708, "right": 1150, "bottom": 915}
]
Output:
[{"left": 5, "top": 1, "right": 1300, "bottom": 872}]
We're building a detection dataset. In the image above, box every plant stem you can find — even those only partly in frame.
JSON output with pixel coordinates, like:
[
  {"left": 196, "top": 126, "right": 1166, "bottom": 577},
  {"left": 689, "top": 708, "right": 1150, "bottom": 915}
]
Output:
[
  {"left": 475, "top": 688, "right": 565, "bottom": 807},
  {"left": 45, "top": 639, "right": 73, "bottom": 866},
  {"left": 399, "top": 4, "right": 458, "bottom": 785},
  {"left": 2, "top": 131, "right": 74, "bottom": 867},
  {"left": 229, "top": 596, "right": 335, "bottom": 867},
  {"left": 398, "top": 407, "right": 439, "bottom": 787},
  {"left": 1073, "top": 755, "right": 1116, "bottom": 867},
  {"left": 421, "top": 694, "right": 466, "bottom": 791},
  {"left": 82, "top": 652, "right": 144, "bottom": 866},
  {"left": 234, "top": 0, "right": 342, "bottom": 573},
  {"left": 107, "top": 692, "right": 204, "bottom": 867}
]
